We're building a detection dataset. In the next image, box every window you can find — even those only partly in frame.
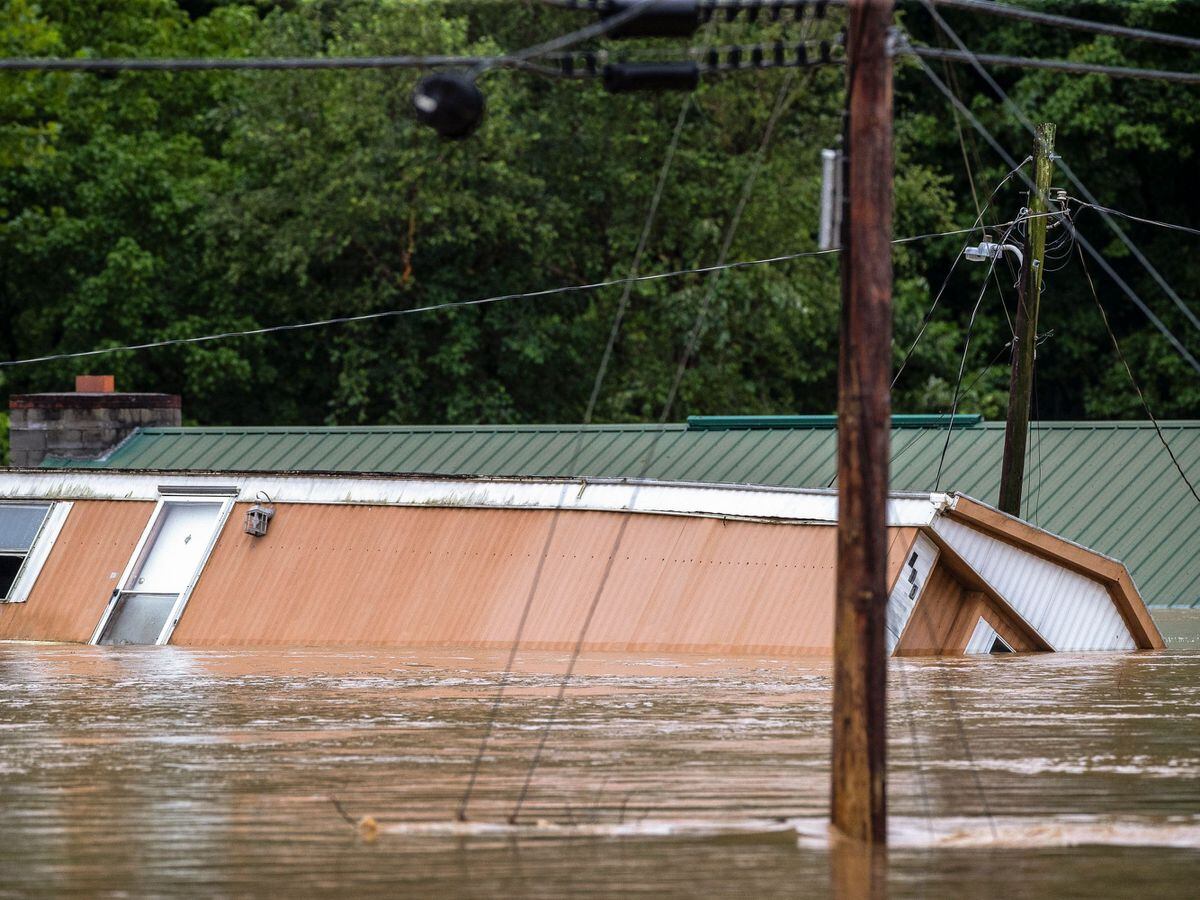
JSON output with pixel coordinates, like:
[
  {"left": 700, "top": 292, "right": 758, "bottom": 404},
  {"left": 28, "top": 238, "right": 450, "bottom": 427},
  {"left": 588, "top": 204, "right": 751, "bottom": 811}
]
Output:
[
  {"left": 0, "top": 502, "right": 71, "bottom": 603},
  {"left": 93, "top": 495, "right": 232, "bottom": 646}
]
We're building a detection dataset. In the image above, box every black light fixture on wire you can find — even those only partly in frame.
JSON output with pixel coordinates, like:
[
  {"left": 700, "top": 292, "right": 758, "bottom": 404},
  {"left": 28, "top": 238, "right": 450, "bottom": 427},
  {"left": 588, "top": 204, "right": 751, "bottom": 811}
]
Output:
[
  {"left": 412, "top": 70, "right": 486, "bottom": 139},
  {"left": 410, "top": 1, "right": 838, "bottom": 133}
]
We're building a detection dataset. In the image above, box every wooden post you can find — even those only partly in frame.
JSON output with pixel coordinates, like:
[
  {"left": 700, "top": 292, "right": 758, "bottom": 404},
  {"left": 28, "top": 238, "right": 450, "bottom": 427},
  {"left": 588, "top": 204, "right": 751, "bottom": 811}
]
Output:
[
  {"left": 832, "top": 0, "right": 893, "bottom": 846},
  {"left": 998, "top": 122, "right": 1056, "bottom": 517}
]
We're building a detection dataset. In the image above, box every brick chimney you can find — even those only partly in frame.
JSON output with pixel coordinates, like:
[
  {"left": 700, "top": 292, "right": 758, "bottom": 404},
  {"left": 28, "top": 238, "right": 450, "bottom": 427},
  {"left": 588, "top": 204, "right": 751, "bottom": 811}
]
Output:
[{"left": 8, "top": 376, "right": 181, "bottom": 467}]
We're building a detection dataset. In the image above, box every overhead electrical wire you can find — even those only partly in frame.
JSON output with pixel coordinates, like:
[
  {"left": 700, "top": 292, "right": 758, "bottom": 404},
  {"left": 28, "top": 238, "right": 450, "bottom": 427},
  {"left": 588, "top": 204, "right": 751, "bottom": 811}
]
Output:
[
  {"left": 933, "top": 216, "right": 1020, "bottom": 491},
  {"left": 493, "top": 0, "right": 665, "bottom": 68},
  {"left": 505, "top": 51, "right": 811, "bottom": 827},
  {"left": 905, "top": 44, "right": 1200, "bottom": 86},
  {"left": 890, "top": 158, "right": 1029, "bottom": 392},
  {"left": 913, "top": 0, "right": 1200, "bottom": 54},
  {"left": 0, "top": 39, "right": 841, "bottom": 79},
  {"left": 454, "top": 5, "right": 726, "bottom": 822},
  {"left": 1069, "top": 200, "right": 1200, "bottom": 241},
  {"left": 904, "top": 41, "right": 1200, "bottom": 377},
  {"left": 1075, "top": 244, "right": 1200, "bottom": 507},
  {"left": 914, "top": 2, "right": 1200, "bottom": 348},
  {"left": 0, "top": 52, "right": 539, "bottom": 73},
  {"left": 0, "top": 224, "right": 997, "bottom": 370}
]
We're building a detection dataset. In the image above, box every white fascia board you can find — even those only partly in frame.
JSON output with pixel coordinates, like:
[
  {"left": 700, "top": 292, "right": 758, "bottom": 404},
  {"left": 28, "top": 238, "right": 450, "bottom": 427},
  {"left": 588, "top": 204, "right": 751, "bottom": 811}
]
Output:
[
  {"left": 0, "top": 470, "right": 951, "bottom": 527},
  {"left": 942, "top": 492, "right": 1129, "bottom": 568}
]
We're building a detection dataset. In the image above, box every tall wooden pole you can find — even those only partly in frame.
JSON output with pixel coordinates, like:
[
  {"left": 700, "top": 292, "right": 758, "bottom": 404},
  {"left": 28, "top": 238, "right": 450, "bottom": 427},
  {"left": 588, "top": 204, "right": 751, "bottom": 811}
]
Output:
[
  {"left": 998, "top": 122, "right": 1056, "bottom": 517},
  {"left": 832, "top": 0, "right": 893, "bottom": 845}
]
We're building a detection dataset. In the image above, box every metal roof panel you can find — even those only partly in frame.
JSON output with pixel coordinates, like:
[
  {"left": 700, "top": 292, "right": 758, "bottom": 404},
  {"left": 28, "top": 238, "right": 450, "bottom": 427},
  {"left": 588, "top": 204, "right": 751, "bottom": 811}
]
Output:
[{"left": 43, "top": 419, "right": 1200, "bottom": 606}]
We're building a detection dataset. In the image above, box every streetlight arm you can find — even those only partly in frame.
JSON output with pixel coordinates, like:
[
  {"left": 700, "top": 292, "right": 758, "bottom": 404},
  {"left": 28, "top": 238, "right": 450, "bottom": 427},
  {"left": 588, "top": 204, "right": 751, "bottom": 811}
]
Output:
[{"left": 963, "top": 241, "right": 1023, "bottom": 266}]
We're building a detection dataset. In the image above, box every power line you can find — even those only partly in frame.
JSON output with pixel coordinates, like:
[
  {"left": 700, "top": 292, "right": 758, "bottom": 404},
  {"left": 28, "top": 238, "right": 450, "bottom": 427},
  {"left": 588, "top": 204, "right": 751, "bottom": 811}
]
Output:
[
  {"left": 1070, "top": 200, "right": 1200, "bottom": 240},
  {"left": 914, "top": 3, "right": 1200, "bottom": 344},
  {"left": 498, "top": 0, "right": 664, "bottom": 68},
  {"left": 505, "top": 57, "right": 808, "bottom": 826},
  {"left": 934, "top": 217, "right": 1019, "bottom": 490},
  {"left": 903, "top": 35, "right": 1200, "bottom": 376},
  {"left": 906, "top": 44, "right": 1200, "bottom": 86},
  {"left": 454, "top": 26, "right": 709, "bottom": 823},
  {"left": 0, "top": 39, "right": 841, "bottom": 77},
  {"left": 916, "top": 0, "right": 1200, "bottom": 55},
  {"left": 0, "top": 53, "right": 535, "bottom": 73},
  {"left": 1076, "top": 243, "right": 1200, "bottom": 506},
  {"left": 0, "top": 224, "right": 992, "bottom": 370},
  {"left": 891, "top": 158, "right": 1029, "bottom": 391}
]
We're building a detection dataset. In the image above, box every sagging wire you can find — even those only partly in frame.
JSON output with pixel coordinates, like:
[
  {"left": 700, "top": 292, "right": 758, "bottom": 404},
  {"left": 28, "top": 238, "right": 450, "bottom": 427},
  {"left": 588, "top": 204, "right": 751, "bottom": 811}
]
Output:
[
  {"left": 505, "top": 52, "right": 811, "bottom": 828},
  {"left": 909, "top": 5, "right": 1200, "bottom": 365},
  {"left": 904, "top": 44, "right": 1200, "bottom": 86},
  {"left": 933, "top": 216, "right": 1021, "bottom": 492},
  {"left": 1068, "top": 200, "right": 1200, "bottom": 241},
  {"left": 0, "top": 225, "right": 1003, "bottom": 370},
  {"left": 890, "top": 158, "right": 1030, "bottom": 393},
  {"left": 1076, "top": 244, "right": 1200, "bottom": 507},
  {"left": 0, "top": 39, "right": 841, "bottom": 78},
  {"left": 912, "top": 0, "right": 1200, "bottom": 55},
  {"left": 454, "top": 6, "right": 729, "bottom": 825},
  {"left": 902, "top": 38, "right": 1200, "bottom": 377},
  {"left": 544, "top": 0, "right": 833, "bottom": 23}
]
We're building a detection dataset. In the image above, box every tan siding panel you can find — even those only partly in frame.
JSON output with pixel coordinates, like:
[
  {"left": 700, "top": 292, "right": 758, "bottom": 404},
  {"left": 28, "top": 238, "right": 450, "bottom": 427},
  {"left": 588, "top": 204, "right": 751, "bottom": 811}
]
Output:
[
  {"left": 896, "top": 564, "right": 968, "bottom": 656},
  {"left": 172, "top": 503, "right": 917, "bottom": 655},
  {"left": 0, "top": 501, "right": 153, "bottom": 642}
]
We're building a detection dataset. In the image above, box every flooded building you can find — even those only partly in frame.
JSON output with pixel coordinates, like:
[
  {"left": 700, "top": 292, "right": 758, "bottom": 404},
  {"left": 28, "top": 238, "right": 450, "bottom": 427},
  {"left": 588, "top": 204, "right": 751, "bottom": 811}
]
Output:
[
  {"left": 0, "top": 469, "right": 1163, "bottom": 654},
  {"left": 0, "top": 381, "right": 1180, "bottom": 653},
  {"left": 25, "top": 409, "right": 1200, "bottom": 609}
]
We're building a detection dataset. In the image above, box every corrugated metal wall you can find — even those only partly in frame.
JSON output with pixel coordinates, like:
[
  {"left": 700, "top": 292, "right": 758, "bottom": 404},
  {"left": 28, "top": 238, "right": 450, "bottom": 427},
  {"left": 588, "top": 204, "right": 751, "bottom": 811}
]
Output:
[
  {"left": 53, "top": 421, "right": 1200, "bottom": 607},
  {"left": 0, "top": 501, "right": 153, "bottom": 642},
  {"left": 932, "top": 517, "right": 1136, "bottom": 652},
  {"left": 885, "top": 532, "right": 937, "bottom": 654},
  {"left": 169, "top": 503, "right": 916, "bottom": 654}
]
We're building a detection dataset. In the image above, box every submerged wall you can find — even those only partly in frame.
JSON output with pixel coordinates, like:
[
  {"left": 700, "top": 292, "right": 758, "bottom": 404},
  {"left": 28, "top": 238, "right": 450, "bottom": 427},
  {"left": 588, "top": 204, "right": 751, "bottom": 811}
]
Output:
[
  {"left": 0, "top": 501, "right": 153, "bottom": 642},
  {"left": 176, "top": 503, "right": 917, "bottom": 654},
  {"left": 0, "top": 498, "right": 915, "bottom": 654},
  {"left": 0, "top": 484, "right": 1159, "bottom": 654}
]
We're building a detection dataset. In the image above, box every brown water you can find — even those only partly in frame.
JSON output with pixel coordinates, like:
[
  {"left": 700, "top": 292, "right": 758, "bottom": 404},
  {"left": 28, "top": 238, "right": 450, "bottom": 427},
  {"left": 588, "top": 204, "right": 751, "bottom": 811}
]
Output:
[{"left": 2, "top": 611, "right": 1199, "bottom": 897}]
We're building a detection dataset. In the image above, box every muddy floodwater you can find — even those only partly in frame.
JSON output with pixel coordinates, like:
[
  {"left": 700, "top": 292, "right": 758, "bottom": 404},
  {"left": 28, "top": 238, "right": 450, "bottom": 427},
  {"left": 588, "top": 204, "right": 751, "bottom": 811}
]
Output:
[{"left": 2, "top": 611, "right": 1199, "bottom": 897}]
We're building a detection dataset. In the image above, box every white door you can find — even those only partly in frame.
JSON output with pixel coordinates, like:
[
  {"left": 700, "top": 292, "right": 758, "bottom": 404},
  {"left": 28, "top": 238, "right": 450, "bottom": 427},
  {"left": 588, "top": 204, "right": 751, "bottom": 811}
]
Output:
[{"left": 95, "top": 499, "right": 228, "bottom": 645}]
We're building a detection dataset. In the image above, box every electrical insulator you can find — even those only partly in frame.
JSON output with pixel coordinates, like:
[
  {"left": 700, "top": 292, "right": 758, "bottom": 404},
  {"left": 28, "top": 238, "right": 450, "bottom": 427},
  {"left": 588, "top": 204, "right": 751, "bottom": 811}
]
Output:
[
  {"left": 601, "top": 0, "right": 702, "bottom": 39},
  {"left": 412, "top": 71, "right": 485, "bottom": 139},
  {"left": 603, "top": 61, "right": 700, "bottom": 92}
]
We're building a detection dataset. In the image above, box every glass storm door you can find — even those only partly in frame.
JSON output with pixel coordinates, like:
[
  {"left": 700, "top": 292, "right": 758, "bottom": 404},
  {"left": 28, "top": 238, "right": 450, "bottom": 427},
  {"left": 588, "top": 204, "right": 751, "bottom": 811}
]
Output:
[{"left": 95, "top": 499, "right": 228, "bottom": 646}]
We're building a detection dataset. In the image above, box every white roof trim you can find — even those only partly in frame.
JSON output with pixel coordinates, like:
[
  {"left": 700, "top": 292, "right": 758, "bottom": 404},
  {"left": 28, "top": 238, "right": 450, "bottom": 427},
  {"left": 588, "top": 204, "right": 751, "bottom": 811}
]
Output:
[{"left": 0, "top": 470, "right": 952, "bottom": 527}]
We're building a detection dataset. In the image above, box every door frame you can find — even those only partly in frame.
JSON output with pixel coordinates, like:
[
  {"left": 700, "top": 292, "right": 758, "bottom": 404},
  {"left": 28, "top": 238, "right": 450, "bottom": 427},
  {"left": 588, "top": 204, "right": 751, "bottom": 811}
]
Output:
[{"left": 90, "top": 492, "right": 236, "bottom": 646}]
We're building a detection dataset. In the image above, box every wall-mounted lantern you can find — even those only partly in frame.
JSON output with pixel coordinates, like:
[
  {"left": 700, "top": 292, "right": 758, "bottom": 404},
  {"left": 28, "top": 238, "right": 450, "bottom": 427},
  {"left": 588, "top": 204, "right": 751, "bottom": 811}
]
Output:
[{"left": 244, "top": 491, "right": 275, "bottom": 538}]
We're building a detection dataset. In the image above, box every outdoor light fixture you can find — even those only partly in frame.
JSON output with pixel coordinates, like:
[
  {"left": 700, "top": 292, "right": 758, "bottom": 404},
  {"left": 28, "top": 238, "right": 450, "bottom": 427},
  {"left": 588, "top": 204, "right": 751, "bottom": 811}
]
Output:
[
  {"left": 244, "top": 491, "right": 275, "bottom": 538},
  {"left": 412, "top": 71, "right": 485, "bottom": 139},
  {"left": 963, "top": 240, "right": 1024, "bottom": 266}
]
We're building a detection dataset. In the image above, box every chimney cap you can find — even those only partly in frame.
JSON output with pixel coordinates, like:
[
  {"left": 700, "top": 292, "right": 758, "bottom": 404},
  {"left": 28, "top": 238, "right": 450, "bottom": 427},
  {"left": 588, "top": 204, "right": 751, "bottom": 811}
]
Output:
[{"left": 75, "top": 375, "right": 115, "bottom": 393}]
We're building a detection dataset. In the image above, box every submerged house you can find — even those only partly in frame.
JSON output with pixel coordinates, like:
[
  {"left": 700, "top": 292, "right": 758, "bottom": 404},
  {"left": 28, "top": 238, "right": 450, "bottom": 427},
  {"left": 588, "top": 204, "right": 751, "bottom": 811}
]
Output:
[
  {"left": 0, "top": 379, "right": 1185, "bottom": 654},
  {"left": 0, "top": 470, "right": 1165, "bottom": 654}
]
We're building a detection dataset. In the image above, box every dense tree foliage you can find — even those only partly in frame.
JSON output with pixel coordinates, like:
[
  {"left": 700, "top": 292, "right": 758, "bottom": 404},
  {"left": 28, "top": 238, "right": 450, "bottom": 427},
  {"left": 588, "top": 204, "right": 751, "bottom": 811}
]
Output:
[{"left": 1, "top": 0, "right": 1198, "bottom": 428}]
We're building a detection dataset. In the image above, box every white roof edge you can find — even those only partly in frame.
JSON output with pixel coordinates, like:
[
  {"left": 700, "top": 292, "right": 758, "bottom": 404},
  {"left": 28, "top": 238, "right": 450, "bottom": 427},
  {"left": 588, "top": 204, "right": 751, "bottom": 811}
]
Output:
[
  {"left": 0, "top": 470, "right": 951, "bottom": 526},
  {"left": 942, "top": 490, "right": 1128, "bottom": 568}
]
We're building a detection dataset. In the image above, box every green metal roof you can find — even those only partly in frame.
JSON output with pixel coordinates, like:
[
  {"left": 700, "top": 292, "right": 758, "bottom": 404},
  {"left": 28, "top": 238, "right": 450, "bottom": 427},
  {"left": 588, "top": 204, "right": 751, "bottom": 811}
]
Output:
[{"left": 44, "top": 418, "right": 1200, "bottom": 608}]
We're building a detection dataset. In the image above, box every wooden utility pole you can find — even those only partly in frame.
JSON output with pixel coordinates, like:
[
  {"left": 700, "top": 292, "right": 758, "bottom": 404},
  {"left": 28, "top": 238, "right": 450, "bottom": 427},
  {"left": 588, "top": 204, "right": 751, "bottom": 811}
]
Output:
[
  {"left": 998, "top": 122, "right": 1056, "bottom": 517},
  {"left": 832, "top": 0, "right": 893, "bottom": 846}
]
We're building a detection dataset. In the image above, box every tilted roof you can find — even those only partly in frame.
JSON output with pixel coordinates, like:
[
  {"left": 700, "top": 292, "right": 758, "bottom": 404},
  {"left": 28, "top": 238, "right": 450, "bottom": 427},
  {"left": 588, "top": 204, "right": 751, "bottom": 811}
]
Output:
[{"left": 43, "top": 416, "right": 1200, "bottom": 607}]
